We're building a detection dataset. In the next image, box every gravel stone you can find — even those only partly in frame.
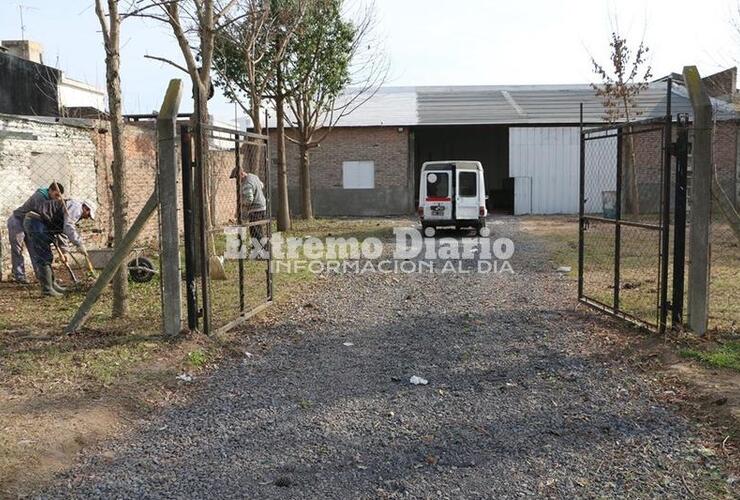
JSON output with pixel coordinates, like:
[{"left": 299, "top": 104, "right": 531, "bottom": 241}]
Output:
[{"left": 38, "top": 217, "right": 734, "bottom": 498}]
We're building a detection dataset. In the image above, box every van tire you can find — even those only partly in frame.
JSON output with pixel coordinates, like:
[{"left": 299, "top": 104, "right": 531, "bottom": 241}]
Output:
[{"left": 422, "top": 224, "right": 435, "bottom": 238}]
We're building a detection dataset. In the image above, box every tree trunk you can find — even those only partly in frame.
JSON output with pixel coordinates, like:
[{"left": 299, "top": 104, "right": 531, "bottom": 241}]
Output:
[
  {"left": 193, "top": 80, "right": 218, "bottom": 261},
  {"left": 623, "top": 128, "right": 640, "bottom": 215},
  {"left": 248, "top": 95, "right": 264, "bottom": 177},
  {"left": 620, "top": 98, "right": 640, "bottom": 216},
  {"left": 98, "top": 0, "right": 129, "bottom": 318},
  {"left": 275, "top": 68, "right": 291, "bottom": 231},
  {"left": 299, "top": 143, "right": 313, "bottom": 220}
]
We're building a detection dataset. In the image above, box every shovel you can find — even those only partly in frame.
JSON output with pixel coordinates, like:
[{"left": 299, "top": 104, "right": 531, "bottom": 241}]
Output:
[{"left": 54, "top": 237, "right": 79, "bottom": 285}]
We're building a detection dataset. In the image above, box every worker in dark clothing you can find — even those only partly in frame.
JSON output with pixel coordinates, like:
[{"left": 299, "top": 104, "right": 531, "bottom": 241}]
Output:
[
  {"left": 6, "top": 182, "right": 64, "bottom": 283},
  {"left": 22, "top": 192, "right": 67, "bottom": 297}
]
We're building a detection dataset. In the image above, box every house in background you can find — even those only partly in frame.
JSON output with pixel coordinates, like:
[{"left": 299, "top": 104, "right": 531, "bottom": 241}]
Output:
[
  {"left": 0, "top": 40, "right": 105, "bottom": 117},
  {"left": 270, "top": 69, "right": 739, "bottom": 217}
]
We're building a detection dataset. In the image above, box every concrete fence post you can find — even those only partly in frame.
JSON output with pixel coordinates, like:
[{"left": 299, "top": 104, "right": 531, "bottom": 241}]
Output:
[
  {"left": 683, "top": 66, "right": 712, "bottom": 336},
  {"left": 156, "top": 79, "right": 184, "bottom": 336}
]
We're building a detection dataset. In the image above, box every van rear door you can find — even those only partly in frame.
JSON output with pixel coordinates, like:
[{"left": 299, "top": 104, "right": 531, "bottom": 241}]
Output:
[
  {"left": 423, "top": 169, "right": 453, "bottom": 221},
  {"left": 455, "top": 169, "right": 479, "bottom": 220}
]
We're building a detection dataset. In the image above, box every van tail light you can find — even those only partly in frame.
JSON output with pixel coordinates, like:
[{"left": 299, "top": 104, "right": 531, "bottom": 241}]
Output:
[
  {"left": 417, "top": 207, "right": 424, "bottom": 218},
  {"left": 479, "top": 206, "right": 486, "bottom": 216}
]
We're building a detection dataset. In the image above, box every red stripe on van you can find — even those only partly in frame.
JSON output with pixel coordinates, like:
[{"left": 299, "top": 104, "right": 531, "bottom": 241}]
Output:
[{"left": 426, "top": 196, "right": 450, "bottom": 202}]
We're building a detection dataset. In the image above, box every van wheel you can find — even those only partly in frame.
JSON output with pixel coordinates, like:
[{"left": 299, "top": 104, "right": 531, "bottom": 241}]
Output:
[
  {"left": 422, "top": 224, "right": 435, "bottom": 238},
  {"left": 477, "top": 222, "right": 490, "bottom": 237}
]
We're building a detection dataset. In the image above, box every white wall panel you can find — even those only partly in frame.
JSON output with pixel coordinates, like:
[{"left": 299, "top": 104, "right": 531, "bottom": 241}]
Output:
[
  {"left": 514, "top": 177, "right": 532, "bottom": 215},
  {"left": 509, "top": 127, "right": 581, "bottom": 214},
  {"left": 510, "top": 127, "right": 617, "bottom": 215}
]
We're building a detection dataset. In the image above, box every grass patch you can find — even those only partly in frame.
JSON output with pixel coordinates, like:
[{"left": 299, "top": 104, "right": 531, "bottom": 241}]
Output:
[
  {"left": 0, "top": 217, "right": 404, "bottom": 496},
  {"left": 680, "top": 342, "right": 740, "bottom": 372},
  {"left": 187, "top": 349, "right": 209, "bottom": 369}
]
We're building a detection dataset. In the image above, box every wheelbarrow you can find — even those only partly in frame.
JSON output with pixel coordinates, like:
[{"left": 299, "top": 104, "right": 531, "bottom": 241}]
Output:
[{"left": 84, "top": 247, "right": 158, "bottom": 283}]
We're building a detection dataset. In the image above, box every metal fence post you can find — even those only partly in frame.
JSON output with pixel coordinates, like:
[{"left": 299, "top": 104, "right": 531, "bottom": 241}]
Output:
[
  {"left": 156, "top": 79, "right": 183, "bottom": 337},
  {"left": 659, "top": 78, "right": 673, "bottom": 334},
  {"left": 683, "top": 66, "right": 712, "bottom": 336},
  {"left": 614, "top": 128, "right": 623, "bottom": 310},
  {"left": 181, "top": 125, "right": 198, "bottom": 331},
  {"left": 578, "top": 103, "right": 585, "bottom": 300},
  {"left": 671, "top": 114, "right": 690, "bottom": 327}
]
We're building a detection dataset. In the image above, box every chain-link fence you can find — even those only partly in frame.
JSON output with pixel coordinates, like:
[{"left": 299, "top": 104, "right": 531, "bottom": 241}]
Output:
[
  {"left": 579, "top": 118, "right": 671, "bottom": 330},
  {"left": 1, "top": 120, "right": 102, "bottom": 284},
  {"left": 706, "top": 189, "right": 740, "bottom": 335},
  {"left": 0, "top": 115, "right": 168, "bottom": 335}
]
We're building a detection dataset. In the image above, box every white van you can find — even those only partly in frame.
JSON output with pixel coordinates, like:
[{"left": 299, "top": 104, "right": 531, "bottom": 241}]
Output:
[{"left": 418, "top": 161, "right": 488, "bottom": 236}]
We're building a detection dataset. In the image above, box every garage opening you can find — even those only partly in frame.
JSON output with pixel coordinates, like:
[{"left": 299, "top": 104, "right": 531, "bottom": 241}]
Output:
[{"left": 413, "top": 125, "right": 512, "bottom": 213}]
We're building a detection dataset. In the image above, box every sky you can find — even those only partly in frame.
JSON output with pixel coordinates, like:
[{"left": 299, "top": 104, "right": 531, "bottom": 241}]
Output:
[{"left": 0, "top": 0, "right": 738, "bottom": 122}]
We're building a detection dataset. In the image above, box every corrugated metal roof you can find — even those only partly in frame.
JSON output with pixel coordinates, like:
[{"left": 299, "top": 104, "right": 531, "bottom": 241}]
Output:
[{"left": 327, "top": 83, "right": 737, "bottom": 127}]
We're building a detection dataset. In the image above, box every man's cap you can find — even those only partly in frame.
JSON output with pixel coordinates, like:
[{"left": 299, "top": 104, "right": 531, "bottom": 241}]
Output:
[{"left": 82, "top": 199, "right": 97, "bottom": 220}]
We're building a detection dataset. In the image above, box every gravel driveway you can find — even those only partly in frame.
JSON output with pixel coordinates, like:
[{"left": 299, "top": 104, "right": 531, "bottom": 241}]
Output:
[{"left": 41, "top": 217, "right": 733, "bottom": 498}]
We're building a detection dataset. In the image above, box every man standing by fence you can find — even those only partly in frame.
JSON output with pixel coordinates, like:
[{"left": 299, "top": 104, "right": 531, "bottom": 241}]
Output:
[
  {"left": 230, "top": 166, "right": 267, "bottom": 243},
  {"left": 6, "top": 182, "right": 65, "bottom": 283}
]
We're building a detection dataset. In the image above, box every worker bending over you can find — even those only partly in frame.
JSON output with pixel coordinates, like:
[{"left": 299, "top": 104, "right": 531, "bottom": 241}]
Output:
[{"left": 6, "top": 182, "right": 64, "bottom": 283}]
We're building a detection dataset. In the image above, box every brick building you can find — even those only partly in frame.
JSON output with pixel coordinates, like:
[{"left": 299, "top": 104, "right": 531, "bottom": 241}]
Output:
[{"left": 271, "top": 70, "right": 739, "bottom": 217}]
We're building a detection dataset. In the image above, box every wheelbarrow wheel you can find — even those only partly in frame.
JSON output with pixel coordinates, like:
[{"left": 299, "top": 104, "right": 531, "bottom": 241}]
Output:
[{"left": 128, "top": 256, "right": 155, "bottom": 283}]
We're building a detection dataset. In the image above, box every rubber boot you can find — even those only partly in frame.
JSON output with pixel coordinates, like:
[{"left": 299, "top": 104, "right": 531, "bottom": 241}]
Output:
[
  {"left": 51, "top": 271, "right": 67, "bottom": 293},
  {"left": 40, "top": 265, "right": 63, "bottom": 298}
]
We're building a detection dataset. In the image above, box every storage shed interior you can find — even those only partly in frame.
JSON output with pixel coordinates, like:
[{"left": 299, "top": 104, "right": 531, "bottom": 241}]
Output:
[{"left": 413, "top": 125, "right": 512, "bottom": 212}]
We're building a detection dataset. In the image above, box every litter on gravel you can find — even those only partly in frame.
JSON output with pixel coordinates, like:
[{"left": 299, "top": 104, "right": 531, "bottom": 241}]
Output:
[
  {"left": 343, "top": 342, "right": 354, "bottom": 347},
  {"left": 176, "top": 374, "right": 193, "bottom": 382},
  {"left": 410, "top": 376, "right": 428, "bottom": 385}
]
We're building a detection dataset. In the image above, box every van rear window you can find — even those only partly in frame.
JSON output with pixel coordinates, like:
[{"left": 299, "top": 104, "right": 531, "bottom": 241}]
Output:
[
  {"left": 459, "top": 172, "right": 477, "bottom": 197},
  {"left": 426, "top": 172, "right": 449, "bottom": 198}
]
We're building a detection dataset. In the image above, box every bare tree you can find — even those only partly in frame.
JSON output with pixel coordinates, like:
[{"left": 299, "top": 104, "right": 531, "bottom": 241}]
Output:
[
  {"left": 213, "top": 0, "right": 307, "bottom": 231},
  {"left": 129, "top": 0, "right": 239, "bottom": 277},
  {"left": 591, "top": 31, "right": 652, "bottom": 216},
  {"left": 95, "top": 0, "right": 129, "bottom": 317},
  {"left": 284, "top": 0, "right": 387, "bottom": 219}
]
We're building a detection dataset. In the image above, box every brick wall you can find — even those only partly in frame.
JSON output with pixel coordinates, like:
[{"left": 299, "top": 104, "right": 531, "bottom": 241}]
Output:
[
  {"left": 0, "top": 115, "right": 162, "bottom": 276},
  {"left": 91, "top": 122, "right": 160, "bottom": 244},
  {"left": 629, "top": 121, "right": 738, "bottom": 213},
  {"left": 0, "top": 115, "right": 101, "bottom": 250},
  {"left": 269, "top": 126, "right": 411, "bottom": 216}
]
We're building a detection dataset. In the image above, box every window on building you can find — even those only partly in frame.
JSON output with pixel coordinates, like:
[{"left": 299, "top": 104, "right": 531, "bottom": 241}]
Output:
[
  {"left": 342, "top": 161, "right": 375, "bottom": 189},
  {"left": 426, "top": 172, "right": 449, "bottom": 198},
  {"left": 459, "top": 171, "right": 477, "bottom": 197}
]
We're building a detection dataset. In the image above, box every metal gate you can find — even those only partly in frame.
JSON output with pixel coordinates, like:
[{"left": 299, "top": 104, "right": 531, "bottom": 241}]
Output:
[
  {"left": 181, "top": 124, "right": 273, "bottom": 335},
  {"left": 578, "top": 84, "right": 689, "bottom": 333}
]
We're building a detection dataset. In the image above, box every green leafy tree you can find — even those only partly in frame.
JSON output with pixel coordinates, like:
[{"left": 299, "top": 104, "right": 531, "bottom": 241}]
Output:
[
  {"left": 213, "top": 0, "right": 305, "bottom": 231},
  {"left": 283, "top": 0, "right": 385, "bottom": 219}
]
